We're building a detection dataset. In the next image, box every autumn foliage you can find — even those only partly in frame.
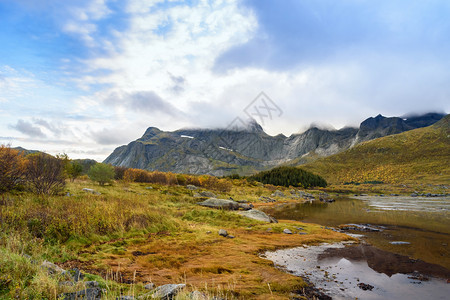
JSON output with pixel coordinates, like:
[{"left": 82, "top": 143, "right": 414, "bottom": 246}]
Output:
[
  {"left": 123, "top": 168, "right": 232, "bottom": 192},
  {"left": 0, "top": 145, "right": 27, "bottom": 194}
]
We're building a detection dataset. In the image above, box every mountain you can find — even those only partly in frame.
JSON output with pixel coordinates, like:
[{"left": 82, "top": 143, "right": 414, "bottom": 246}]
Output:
[
  {"left": 302, "top": 114, "right": 450, "bottom": 184},
  {"left": 104, "top": 113, "right": 446, "bottom": 176}
]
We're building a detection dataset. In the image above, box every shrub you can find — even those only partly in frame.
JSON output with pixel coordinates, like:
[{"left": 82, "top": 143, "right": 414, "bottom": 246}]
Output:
[
  {"left": 65, "top": 161, "right": 83, "bottom": 182},
  {"left": 0, "top": 145, "right": 27, "bottom": 195},
  {"left": 249, "top": 166, "right": 327, "bottom": 188},
  {"left": 88, "top": 163, "right": 115, "bottom": 186},
  {"left": 114, "top": 166, "right": 128, "bottom": 180},
  {"left": 26, "top": 153, "right": 66, "bottom": 195}
]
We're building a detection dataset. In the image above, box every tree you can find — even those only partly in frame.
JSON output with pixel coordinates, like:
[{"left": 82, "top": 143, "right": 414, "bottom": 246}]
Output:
[
  {"left": 66, "top": 161, "right": 83, "bottom": 182},
  {"left": 249, "top": 166, "right": 327, "bottom": 188},
  {"left": 0, "top": 145, "right": 27, "bottom": 195},
  {"left": 88, "top": 163, "right": 115, "bottom": 186},
  {"left": 26, "top": 153, "right": 66, "bottom": 195}
]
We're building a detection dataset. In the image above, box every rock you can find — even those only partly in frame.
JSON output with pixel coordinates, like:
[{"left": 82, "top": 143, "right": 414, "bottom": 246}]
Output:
[
  {"left": 357, "top": 283, "right": 374, "bottom": 291},
  {"left": 151, "top": 283, "right": 186, "bottom": 299},
  {"left": 238, "top": 209, "right": 278, "bottom": 223},
  {"left": 339, "top": 224, "right": 383, "bottom": 232},
  {"left": 390, "top": 241, "right": 410, "bottom": 245},
  {"left": 227, "top": 235, "right": 235, "bottom": 239},
  {"left": 144, "top": 283, "right": 155, "bottom": 290},
  {"left": 186, "top": 185, "right": 198, "bottom": 190},
  {"left": 408, "top": 271, "right": 429, "bottom": 281},
  {"left": 41, "top": 260, "right": 65, "bottom": 275},
  {"left": 197, "top": 198, "right": 250, "bottom": 210},
  {"left": 271, "top": 190, "right": 286, "bottom": 197},
  {"left": 65, "top": 268, "right": 84, "bottom": 282},
  {"left": 283, "top": 229, "right": 293, "bottom": 234},
  {"left": 189, "top": 291, "right": 208, "bottom": 300},
  {"left": 259, "top": 196, "right": 276, "bottom": 203},
  {"left": 84, "top": 281, "right": 99, "bottom": 288},
  {"left": 218, "top": 229, "right": 228, "bottom": 237},
  {"left": 59, "top": 281, "right": 75, "bottom": 287},
  {"left": 145, "top": 186, "right": 153, "bottom": 190},
  {"left": 82, "top": 188, "right": 101, "bottom": 195},
  {"left": 199, "top": 191, "right": 216, "bottom": 198},
  {"left": 62, "top": 287, "right": 103, "bottom": 300}
]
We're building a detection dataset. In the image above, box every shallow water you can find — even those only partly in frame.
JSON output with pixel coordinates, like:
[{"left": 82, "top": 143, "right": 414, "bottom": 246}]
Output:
[
  {"left": 261, "top": 196, "right": 450, "bottom": 269},
  {"left": 264, "top": 243, "right": 450, "bottom": 300}
]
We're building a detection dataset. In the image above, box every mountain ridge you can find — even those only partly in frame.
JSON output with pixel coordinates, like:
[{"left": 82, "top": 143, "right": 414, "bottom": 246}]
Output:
[
  {"left": 104, "top": 112, "right": 446, "bottom": 175},
  {"left": 302, "top": 114, "right": 450, "bottom": 184}
]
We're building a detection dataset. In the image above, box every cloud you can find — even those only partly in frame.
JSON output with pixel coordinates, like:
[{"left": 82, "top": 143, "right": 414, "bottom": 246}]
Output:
[
  {"left": 90, "top": 127, "right": 134, "bottom": 145},
  {"left": 215, "top": 0, "right": 450, "bottom": 72},
  {"left": 103, "top": 90, "right": 182, "bottom": 116},
  {"left": 10, "top": 119, "right": 46, "bottom": 138}
]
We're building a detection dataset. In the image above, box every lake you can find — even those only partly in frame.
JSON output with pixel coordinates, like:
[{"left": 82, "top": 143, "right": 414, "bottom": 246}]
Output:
[{"left": 261, "top": 196, "right": 450, "bottom": 299}]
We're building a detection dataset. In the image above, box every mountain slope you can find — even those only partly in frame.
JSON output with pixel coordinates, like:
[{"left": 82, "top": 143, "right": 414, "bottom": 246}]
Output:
[
  {"left": 302, "top": 114, "right": 450, "bottom": 184},
  {"left": 104, "top": 113, "right": 446, "bottom": 176}
]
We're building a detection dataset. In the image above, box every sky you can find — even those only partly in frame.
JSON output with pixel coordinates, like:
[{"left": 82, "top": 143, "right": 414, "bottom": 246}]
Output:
[{"left": 1, "top": 0, "right": 449, "bottom": 161}]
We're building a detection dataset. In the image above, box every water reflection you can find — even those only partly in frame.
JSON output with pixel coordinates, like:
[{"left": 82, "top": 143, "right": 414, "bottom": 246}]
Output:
[{"left": 261, "top": 197, "right": 450, "bottom": 269}]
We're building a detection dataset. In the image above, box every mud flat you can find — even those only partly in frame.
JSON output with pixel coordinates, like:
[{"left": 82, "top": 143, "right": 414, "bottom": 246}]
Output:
[{"left": 263, "top": 242, "right": 450, "bottom": 300}]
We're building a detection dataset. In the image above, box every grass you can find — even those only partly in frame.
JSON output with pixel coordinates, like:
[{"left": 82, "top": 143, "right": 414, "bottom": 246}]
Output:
[{"left": 0, "top": 179, "right": 351, "bottom": 299}]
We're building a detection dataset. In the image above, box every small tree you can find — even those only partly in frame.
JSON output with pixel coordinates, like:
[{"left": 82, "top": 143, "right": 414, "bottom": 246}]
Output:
[
  {"left": 66, "top": 161, "right": 83, "bottom": 182},
  {"left": 0, "top": 145, "right": 27, "bottom": 195},
  {"left": 88, "top": 163, "right": 115, "bottom": 186},
  {"left": 26, "top": 153, "right": 66, "bottom": 195}
]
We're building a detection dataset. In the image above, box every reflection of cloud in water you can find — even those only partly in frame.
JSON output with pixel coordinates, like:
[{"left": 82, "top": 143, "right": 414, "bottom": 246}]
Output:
[
  {"left": 355, "top": 196, "right": 450, "bottom": 212},
  {"left": 264, "top": 243, "right": 450, "bottom": 300}
]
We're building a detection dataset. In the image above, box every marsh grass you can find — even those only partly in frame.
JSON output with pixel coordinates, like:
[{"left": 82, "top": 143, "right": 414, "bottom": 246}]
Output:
[{"left": 0, "top": 179, "right": 351, "bottom": 299}]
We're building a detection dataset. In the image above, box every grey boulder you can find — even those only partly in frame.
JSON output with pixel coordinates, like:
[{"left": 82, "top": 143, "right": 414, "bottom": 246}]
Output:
[
  {"left": 238, "top": 209, "right": 278, "bottom": 223},
  {"left": 197, "top": 198, "right": 251, "bottom": 210},
  {"left": 218, "top": 229, "right": 228, "bottom": 237},
  {"left": 151, "top": 284, "right": 186, "bottom": 299}
]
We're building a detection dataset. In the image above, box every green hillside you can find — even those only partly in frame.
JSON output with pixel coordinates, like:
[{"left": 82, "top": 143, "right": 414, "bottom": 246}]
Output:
[{"left": 302, "top": 114, "right": 450, "bottom": 184}]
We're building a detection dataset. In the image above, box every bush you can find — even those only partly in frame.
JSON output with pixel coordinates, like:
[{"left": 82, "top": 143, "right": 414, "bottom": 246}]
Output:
[
  {"left": 65, "top": 161, "right": 83, "bottom": 182},
  {"left": 88, "top": 163, "right": 115, "bottom": 186},
  {"left": 114, "top": 166, "right": 128, "bottom": 180},
  {"left": 26, "top": 153, "right": 66, "bottom": 195},
  {"left": 249, "top": 166, "right": 327, "bottom": 188},
  {"left": 0, "top": 145, "right": 27, "bottom": 195}
]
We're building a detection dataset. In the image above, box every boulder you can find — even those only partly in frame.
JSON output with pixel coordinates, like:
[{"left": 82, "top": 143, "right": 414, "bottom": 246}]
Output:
[
  {"left": 283, "top": 229, "right": 293, "bottom": 234},
  {"left": 238, "top": 209, "right": 278, "bottom": 223},
  {"left": 199, "top": 191, "right": 216, "bottom": 198},
  {"left": 218, "top": 229, "right": 228, "bottom": 237},
  {"left": 61, "top": 287, "right": 102, "bottom": 300},
  {"left": 151, "top": 284, "right": 186, "bottom": 299},
  {"left": 197, "top": 198, "right": 251, "bottom": 210},
  {"left": 144, "top": 283, "right": 155, "bottom": 290},
  {"left": 84, "top": 281, "right": 99, "bottom": 288},
  {"left": 186, "top": 185, "right": 198, "bottom": 190},
  {"left": 41, "top": 260, "right": 65, "bottom": 275}
]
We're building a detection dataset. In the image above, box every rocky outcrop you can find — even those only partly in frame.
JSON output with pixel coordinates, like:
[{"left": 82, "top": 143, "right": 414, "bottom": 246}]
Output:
[{"left": 104, "top": 113, "right": 445, "bottom": 175}]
